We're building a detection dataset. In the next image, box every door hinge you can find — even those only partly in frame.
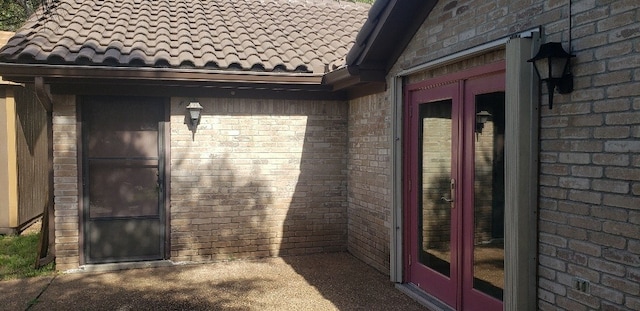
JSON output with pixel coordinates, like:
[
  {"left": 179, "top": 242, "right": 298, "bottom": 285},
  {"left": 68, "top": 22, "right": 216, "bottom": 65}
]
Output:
[{"left": 409, "top": 254, "right": 412, "bottom": 266}]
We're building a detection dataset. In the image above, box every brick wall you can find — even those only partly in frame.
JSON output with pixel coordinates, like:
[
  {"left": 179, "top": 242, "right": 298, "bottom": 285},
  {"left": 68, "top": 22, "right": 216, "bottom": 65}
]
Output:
[
  {"left": 52, "top": 94, "right": 79, "bottom": 271},
  {"left": 536, "top": 1, "right": 640, "bottom": 309},
  {"left": 169, "top": 98, "right": 348, "bottom": 262},
  {"left": 377, "top": 0, "right": 640, "bottom": 310},
  {"left": 51, "top": 96, "right": 347, "bottom": 270},
  {"left": 347, "top": 93, "right": 392, "bottom": 273}
]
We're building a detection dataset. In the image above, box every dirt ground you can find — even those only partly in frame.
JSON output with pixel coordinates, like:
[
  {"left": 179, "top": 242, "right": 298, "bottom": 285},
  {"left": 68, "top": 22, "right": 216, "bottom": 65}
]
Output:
[
  {"left": 5, "top": 218, "right": 430, "bottom": 310},
  {"left": 0, "top": 252, "right": 429, "bottom": 311}
]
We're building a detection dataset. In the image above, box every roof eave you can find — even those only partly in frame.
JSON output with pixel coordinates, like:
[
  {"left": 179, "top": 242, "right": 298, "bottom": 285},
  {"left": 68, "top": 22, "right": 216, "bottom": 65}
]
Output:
[
  {"left": 325, "top": 0, "right": 437, "bottom": 98},
  {"left": 322, "top": 65, "right": 386, "bottom": 99},
  {"left": 0, "top": 63, "right": 325, "bottom": 85},
  {"left": 323, "top": 66, "right": 385, "bottom": 90},
  {"left": 346, "top": 0, "right": 438, "bottom": 74}
]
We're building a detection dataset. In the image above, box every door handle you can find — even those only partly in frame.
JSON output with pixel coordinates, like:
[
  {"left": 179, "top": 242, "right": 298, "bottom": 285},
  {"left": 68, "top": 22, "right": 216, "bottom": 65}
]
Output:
[
  {"left": 441, "top": 178, "right": 455, "bottom": 207},
  {"left": 156, "top": 171, "right": 163, "bottom": 193}
]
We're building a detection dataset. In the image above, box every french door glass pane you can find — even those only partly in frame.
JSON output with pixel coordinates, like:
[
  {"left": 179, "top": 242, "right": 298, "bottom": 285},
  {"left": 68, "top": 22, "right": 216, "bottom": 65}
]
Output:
[
  {"left": 418, "top": 100, "right": 453, "bottom": 277},
  {"left": 473, "top": 92, "right": 505, "bottom": 300}
]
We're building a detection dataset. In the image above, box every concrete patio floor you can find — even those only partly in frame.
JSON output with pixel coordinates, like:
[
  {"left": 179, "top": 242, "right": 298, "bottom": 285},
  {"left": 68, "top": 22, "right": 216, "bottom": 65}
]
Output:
[{"left": 1, "top": 252, "right": 428, "bottom": 310}]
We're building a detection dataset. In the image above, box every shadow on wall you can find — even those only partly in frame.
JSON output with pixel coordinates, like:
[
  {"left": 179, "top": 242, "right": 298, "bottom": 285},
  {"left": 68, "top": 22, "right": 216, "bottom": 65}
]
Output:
[
  {"left": 281, "top": 104, "right": 348, "bottom": 257},
  {"left": 270, "top": 102, "right": 425, "bottom": 309},
  {"left": 169, "top": 100, "right": 347, "bottom": 262},
  {"left": 170, "top": 154, "right": 275, "bottom": 261},
  {"left": 171, "top": 99, "right": 416, "bottom": 308},
  {"left": 13, "top": 84, "right": 48, "bottom": 231}
]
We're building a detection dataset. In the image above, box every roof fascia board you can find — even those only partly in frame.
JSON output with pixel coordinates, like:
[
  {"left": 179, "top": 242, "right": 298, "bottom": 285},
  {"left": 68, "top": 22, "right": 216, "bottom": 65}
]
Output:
[
  {"left": 347, "top": 0, "right": 438, "bottom": 72},
  {"left": 348, "top": 0, "right": 399, "bottom": 66},
  {"left": 381, "top": 0, "right": 438, "bottom": 72},
  {"left": 50, "top": 81, "right": 347, "bottom": 101},
  {"left": 0, "top": 63, "right": 324, "bottom": 85},
  {"left": 331, "top": 0, "right": 437, "bottom": 95},
  {"left": 323, "top": 66, "right": 386, "bottom": 91},
  {"left": 323, "top": 67, "right": 356, "bottom": 86}
]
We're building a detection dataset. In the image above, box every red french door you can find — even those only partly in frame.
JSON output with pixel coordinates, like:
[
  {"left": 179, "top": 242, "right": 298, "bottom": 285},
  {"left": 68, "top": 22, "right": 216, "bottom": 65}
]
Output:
[{"left": 404, "top": 62, "right": 505, "bottom": 311}]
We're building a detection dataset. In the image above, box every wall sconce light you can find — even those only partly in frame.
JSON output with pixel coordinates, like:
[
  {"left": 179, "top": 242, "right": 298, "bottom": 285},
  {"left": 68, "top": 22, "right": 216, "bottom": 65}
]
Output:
[
  {"left": 528, "top": 42, "right": 575, "bottom": 109},
  {"left": 185, "top": 101, "right": 203, "bottom": 128},
  {"left": 475, "top": 110, "right": 492, "bottom": 141},
  {"left": 475, "top": 110, "right": 492, "bottom": 135}
]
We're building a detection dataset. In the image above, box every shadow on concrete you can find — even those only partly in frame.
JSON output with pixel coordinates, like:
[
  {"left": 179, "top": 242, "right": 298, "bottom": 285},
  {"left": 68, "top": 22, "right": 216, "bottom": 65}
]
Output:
[
  {"left": 283, "top": 253, "right": 428, "bottom": 310},
  {"left": 30, "top": 264, "right": 274, "bottom": 311},
  {"left": 1, "top": 253, "right": 426, "bottom": 311},
  {"left": 278, "top": 103, "right": 425, "bottom": 309}
]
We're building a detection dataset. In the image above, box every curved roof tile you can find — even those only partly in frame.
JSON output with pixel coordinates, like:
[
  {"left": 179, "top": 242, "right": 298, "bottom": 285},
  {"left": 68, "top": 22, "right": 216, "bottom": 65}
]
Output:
[
  {"left": 0, "top": 0, "right": 369, "bottom": 74},
  {"left": 20, "top": 44, "right": 41, "bottom": 59}
]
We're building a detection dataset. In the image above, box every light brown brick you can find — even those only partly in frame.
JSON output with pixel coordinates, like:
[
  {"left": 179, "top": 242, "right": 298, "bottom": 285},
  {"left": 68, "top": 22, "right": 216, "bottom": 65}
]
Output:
[
  {"left": 558, "top": 152, "right": 591, "bottom": 164},
  {"left": 594, "top": 126, "right": 631, "bottom": 139},
  {"left": 568, "top": 240, "right": 602, "bottom": 257},
  {"left": 605, "top": 167, "right": 640, "bottom": 180},
  {"left": 556, "top": 296, "right": 588, "bottom": 311},
  {"left": 592, "top": 179, "right": 630, "bottom": 194},
  {"left": 603, "top": 220, "right": 640, "bottom": 239},
  {"left": 592, "top": 153, "right": 629, "bottom": 166},
  {"left": 590, "top": 232, "right": 627, "bottom": 249}
]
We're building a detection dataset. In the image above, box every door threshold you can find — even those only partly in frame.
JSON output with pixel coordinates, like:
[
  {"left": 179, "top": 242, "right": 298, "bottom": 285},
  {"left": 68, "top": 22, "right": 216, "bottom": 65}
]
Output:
[
  {"left": 396, "top": 283, "right": 455, "bottom": 311},
  {"left": 78, "top": 260, "right": 174, "bottom": 273}
]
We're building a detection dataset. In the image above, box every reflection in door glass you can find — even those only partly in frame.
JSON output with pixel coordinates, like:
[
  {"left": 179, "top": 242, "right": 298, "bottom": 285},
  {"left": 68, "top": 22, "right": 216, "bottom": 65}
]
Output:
[
  {"left": 473, "top": 92, "right": 505, "bottom": 300},
  {"left": 419, "top": 100, "right": 453, "bottom": 277}
]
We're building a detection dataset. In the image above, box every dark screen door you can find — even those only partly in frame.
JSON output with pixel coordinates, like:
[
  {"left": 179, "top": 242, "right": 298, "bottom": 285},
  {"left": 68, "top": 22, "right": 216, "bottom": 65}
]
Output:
[{"left": 82, "top": 97, "right": 165, "bottom": 263}]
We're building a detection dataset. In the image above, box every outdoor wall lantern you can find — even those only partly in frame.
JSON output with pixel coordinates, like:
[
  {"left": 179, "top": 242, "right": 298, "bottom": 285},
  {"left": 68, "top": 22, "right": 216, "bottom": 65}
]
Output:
[
  {"left": 475, "top": 110, "right": 492, "bottom": 134},
  {"left": 475, "top": 110, "right": 492, "bottom": 141},
  {"left": 186, "top": 101, "right": 203, "bottom": 128},
  {"left": 527, "top": 42, "right": 575, "bottom": 109}
]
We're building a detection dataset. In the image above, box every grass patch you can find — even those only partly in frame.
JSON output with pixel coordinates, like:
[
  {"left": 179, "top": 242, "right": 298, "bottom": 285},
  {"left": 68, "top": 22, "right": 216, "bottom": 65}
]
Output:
[{"left": 0, "top": 233, "right": 55, "bottom": 281}]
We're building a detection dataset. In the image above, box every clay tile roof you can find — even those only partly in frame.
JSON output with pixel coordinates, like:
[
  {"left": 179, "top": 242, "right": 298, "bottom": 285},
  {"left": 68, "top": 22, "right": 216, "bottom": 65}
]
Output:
[{"left": 0, "top": 0, "right": 370, "bottom": 75}]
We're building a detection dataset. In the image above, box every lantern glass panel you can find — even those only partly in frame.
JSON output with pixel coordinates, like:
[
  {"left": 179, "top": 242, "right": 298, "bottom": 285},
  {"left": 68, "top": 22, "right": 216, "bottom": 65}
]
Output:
[
  {"left": 533, "top": 58, "right": 550, "bottom": 80},
  {"left": 550, "top": 57, "right": 568, "bottom": 79},
  {"left": 189, "top": 109, "right": 200, "bottom": 120}
]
